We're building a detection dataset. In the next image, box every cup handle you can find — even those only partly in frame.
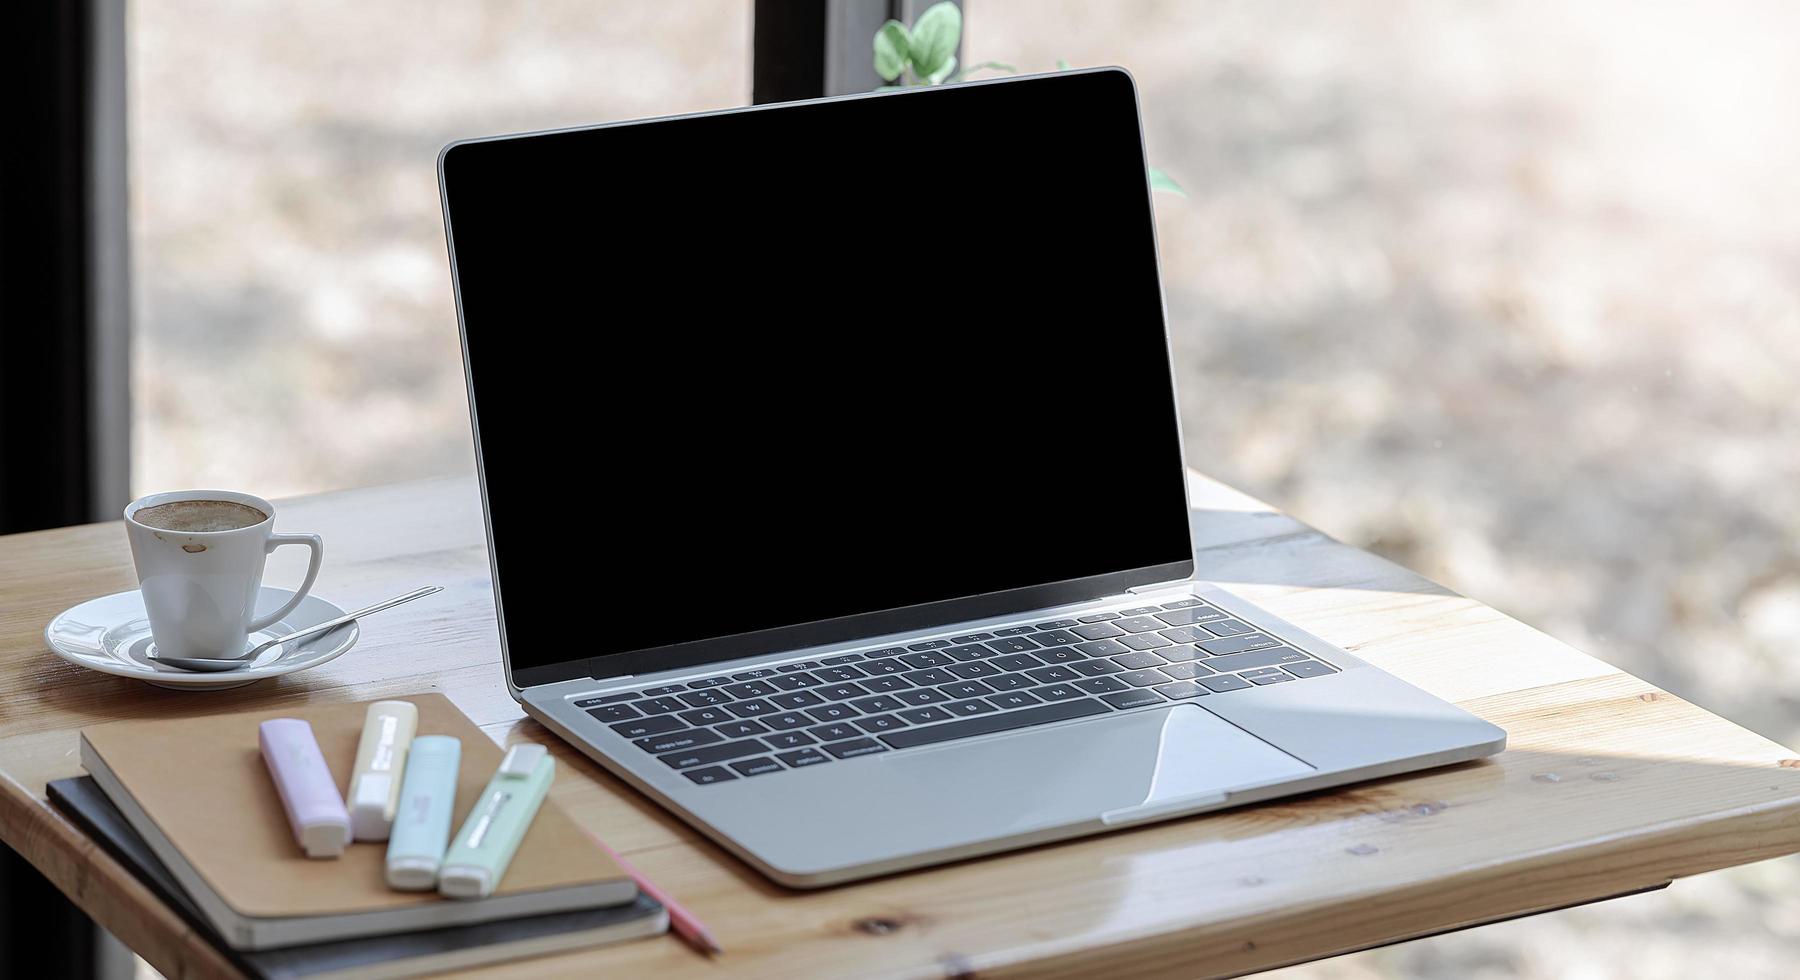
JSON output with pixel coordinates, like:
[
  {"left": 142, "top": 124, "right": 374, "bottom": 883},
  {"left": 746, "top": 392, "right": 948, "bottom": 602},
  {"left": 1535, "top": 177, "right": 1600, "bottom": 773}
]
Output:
[{"left": 249, "top": 533, "right": 324, "bottom": 631}]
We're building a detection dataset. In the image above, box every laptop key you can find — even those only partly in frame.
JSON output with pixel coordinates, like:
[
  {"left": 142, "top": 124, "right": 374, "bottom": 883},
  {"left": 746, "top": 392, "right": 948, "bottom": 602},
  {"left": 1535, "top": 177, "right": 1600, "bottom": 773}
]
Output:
[
  {"left": 849, "top": 695, "right": 904, "bottom": 714},
  {"left": 882, "top": 698, "right": 1110, "bottom": 749},
  {"left": 947, "top": 661, "right": 1002, "bottom": 679},
  {"left": 1284, "top": 660, "right": 1338, "bottom": 678},
  {"left": 987, "top": 636, "right": 1039, "bottom": 654},
  {"left": 951, "top": 632, "right": 994, "bottom": 643},
  {"left": 1037, "top": 648, "right": 1084, "bottom": 664},
  {"left": 1203, "top": 619, "right": 1255, "bottom": 636},
  {"left": 854, "top": 714, "right": 909, "bottom": 734},
  {"left": 775, "top": 748, "right": 831, "bottom": 767},
  {"left": 1103, "top": 689, "right": 1166, "bottom": 710},
  {"left": 1253, "top": 674, "right": 1296, "bottom": 685},
  {"left": 819, "top": 654, "right": 863, "bottom": 665},
  {"left": 860, "top": 675, "right": 913, "bottom": 693},
  {"left": 609, "top": 716, "right": 685, "bottom": 739},
  {"left": 823, "top": 738, "right": 888, "bottom": 759},
  {"left": 859, "top": 658, "right": 909, "bottom": 675},
  {"left": 721, "top": 681, "right": 776, "bottom": 699},
  {"left": 1200, "top": 674, "right": 1254, "bottom": 693},
  {"left": 1071, "top": 622, "right": 1125, "bottom": 640},
  {"left": 817, "top": 682, "right": 868, "bottom": 700},
  {"left": 987, "top": 691, "right": 1041, "bottom": 710},
  {"left": 1158, "top": 626, "right": 1205, "bottom": 644},
  {"left": 763, "top": 711, "right": 815, "bottom": 731},
  {"left": 678, "top": 690, "right": 731, "bottom": 708},
  {"left": 731, "top": 669, "right": 778, "bottom": 680},
  {"left": 987, "top": 673, "right": 1038, "bottom": 691},
  {"left": 1198, "top": 634, "right": 1284, "bottom": 657},
  {"left": 808, "top": 723, "right": 862, "bottom": 741},
  {"left": 1111, "top": 651, "right": 1168, "bottom": 670},
  {"left": 992, "top": 653, "right": 1044, "bottom": 672},
  {"left": 1119, "top": 669, "right": 1166, "bottom": 687},
  {"left": 778, "top": 661, "right": 822, "bottom": 672},
  {"left": 1115, "top": 617, "right": 1165, "bottom": 634},
  {"left": 678, "top": 707, "right": 733, "bottom": 726},
  {"left": 770, "top": 691, "right": 825, "bottom": 710},
  {"left": 907, "top": 639, "right": 952, "bottom": 651},
  {"left": 763, "top": 730, "right": 816, "bottom": 749},
  {"left": 585, "top": 704, "right": 640, "bottom": 723},
  {"left": 1160, "top": 598, "right": 1205, "bottom": 609},
  {"left": 940, "top": 680, "right": 995, "bottom": 699},
  {"left": 992, "top": 626, "right": 1036, "bottom": 636},
  {"left": 768, "top": 672, "right": 822, "bottom": 690},
  {"left": 896, "top": 688, "right": 952, "bottom": 706},
  {"left": 1241, "top": 667, "right": 1287, "bottom": 678},
  {"left": 902, "top": 668, "right": 957, "bottom": 686},
  {"left": 1071, "top": 659, "right": 1124, "bottom": 676},
  {"left": 660, "top": 739, "right": 767, "bottom": 769},
  {"left": 1155, "top": 681, "right": 1208, "bottom": 700},
  {"left": 1121, "top": 606, "right": 1161, "bottom": 616},
  {"left": 865, "top": 646, "right": 907, "bottom": 658},
  {"left": 639, "top": 697, "right": 687, "bottom": 715},
  {"left": 1034, "top": 629, "right": 1082, "bottom": 646},
  {"left": 1119, "top": 633, "right": 1172, "bottom": 651},
  {"left": 900, "top": 651, "right": 953, "bottom": 669},
  {"left": 944, "top": 698, "right": 999, "bottom": 717},
  {"left": 730, "top": 757, "right": 785, "bottom": 777},
  {"left": 715, "top": 720, "right": 770, "bottom": 738},
  {"left": 898, "top": 706, "right": 953, "bottom": 724},
  {"left": 814, "top": 666, "right": 867, "bottom": 682},
  {"left": 575, "top": 693, "right": 639, "bottom": 707},
  {"left": 1074, "top": 638, "right": 1131, "bottom": 658},
  {"left": 1158, "top": 644, "right": 1203, "bottom": 662},
  {"left": 806, "top": 703, "right": 861, "bottom": 723},
  {"left": 1074, "top": 676, "right": 1131, "bottom": 695},
  {"left": 1157, "top": 661, "right": 1213, "bottom": 680},
  {"left": 1157, "top": 607, "right": 1226, "bottom": 626},
  {"left": 686, "top": 677, "right": 731, "bottom": 689},
  {"left": 1035, "top": 683, "right": 1084, "bottom": 702},
  {"left": 643, "top": 684, "right": 686, "bottom": 696},
  {"left": 945, "top": 643, "right": 993, "bottom": 661},
  {"left": 1204, "top": 647, "right": 1308, "bottom": 672},
  {"left": 725, "top": 698, "right": 778, "bottom": 717},
  {"left": 683, "top": 766, "right": 737, "bottom": 785},
  {"left": 1026, "top": 665, "right": 1080, "bottom": 684},
  {"left": 1035, "top": 619, "right": 1079, "bottom": 630},
  {"left": 1078, "top": 612, "right": 1122, "bottom": 623}
]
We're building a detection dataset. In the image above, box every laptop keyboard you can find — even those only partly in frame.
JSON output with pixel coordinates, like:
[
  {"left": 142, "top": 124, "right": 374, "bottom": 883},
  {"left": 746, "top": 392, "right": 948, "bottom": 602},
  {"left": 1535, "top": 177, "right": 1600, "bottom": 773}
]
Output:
[{"left": 575, "top": 597, "right": 1339, "bottom": 786}]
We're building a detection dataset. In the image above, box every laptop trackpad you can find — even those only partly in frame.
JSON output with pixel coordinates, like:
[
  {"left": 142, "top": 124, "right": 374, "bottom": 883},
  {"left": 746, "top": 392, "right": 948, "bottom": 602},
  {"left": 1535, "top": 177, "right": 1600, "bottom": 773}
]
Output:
[{"left": 882, "top": 704, "right": 1312, "bottom": 826}]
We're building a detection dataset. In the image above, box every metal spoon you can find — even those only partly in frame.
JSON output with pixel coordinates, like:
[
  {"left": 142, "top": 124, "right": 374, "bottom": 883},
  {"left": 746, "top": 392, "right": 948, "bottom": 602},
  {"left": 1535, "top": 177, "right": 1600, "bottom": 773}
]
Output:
[{"left": 152, "top": 586, "right": 444, "bottom": 672}]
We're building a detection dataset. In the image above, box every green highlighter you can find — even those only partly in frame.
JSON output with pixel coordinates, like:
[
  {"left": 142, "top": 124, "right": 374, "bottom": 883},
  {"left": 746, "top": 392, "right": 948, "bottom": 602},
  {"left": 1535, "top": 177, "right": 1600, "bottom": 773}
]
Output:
[{"left": 438, "top": 743, "right": 554, "bottom": 899}]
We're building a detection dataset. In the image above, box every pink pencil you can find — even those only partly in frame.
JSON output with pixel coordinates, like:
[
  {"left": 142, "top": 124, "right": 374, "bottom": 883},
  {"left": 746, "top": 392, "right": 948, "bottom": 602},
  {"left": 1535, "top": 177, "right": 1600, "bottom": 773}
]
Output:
[{"left": 582, "top": 828, "right": 721, "bottom": 956}]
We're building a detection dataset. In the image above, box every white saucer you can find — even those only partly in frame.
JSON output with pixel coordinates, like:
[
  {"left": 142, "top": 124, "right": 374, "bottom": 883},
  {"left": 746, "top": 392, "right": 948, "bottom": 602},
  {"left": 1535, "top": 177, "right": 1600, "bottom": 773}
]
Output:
[{"left": 44, "top": 588, "right": 359, "bottom": 691}]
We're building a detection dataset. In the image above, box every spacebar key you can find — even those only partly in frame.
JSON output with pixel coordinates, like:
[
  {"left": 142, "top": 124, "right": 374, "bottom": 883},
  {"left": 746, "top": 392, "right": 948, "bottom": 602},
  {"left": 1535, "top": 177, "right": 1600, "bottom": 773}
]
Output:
[{"left": 880, "top": 699, "right": 1110, "bottom": 749}]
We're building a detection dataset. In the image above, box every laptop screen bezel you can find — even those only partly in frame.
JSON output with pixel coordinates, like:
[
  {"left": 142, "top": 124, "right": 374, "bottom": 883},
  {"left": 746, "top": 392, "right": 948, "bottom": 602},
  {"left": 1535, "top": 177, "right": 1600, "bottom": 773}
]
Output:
[{"left": 438, "top": 69, "right": 1197, "bottom": 693}]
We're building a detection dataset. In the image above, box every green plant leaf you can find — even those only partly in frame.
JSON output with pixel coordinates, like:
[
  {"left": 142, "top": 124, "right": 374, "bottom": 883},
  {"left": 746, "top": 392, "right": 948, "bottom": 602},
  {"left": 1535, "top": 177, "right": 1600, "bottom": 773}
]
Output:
[
  {"left": 945, "top": 60, "right": 1016, "bottom": 83},
  {"left": 1148, "top": 167, "right": 1186, "bottom": 197},
  {"left": 873, "top": 20, "right": 910, "bottom": 82},
  {"left": 907, "top": 2, "right": 961, "bottom": 79},
  {"left": 926, "top": 54, "right": 958, "bottom": 85}
]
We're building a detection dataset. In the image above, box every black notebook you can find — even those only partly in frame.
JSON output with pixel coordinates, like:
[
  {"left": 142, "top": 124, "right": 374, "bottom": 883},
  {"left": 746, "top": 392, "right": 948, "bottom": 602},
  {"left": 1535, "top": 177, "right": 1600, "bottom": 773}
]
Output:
[{"left": 48, "top": 777, "right": 667, "bottom": 980}]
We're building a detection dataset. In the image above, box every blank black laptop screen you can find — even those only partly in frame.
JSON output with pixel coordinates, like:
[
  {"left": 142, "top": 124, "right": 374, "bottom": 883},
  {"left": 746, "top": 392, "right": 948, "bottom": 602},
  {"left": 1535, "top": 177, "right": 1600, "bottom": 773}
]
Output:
[{"left": 441, "top": 70, "right": 1194, "bottom": 686}]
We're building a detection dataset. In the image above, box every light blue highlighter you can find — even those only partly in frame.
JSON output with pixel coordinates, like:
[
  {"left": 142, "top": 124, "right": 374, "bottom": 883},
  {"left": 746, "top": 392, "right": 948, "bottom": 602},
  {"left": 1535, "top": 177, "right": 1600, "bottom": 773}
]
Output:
[{"left": 384, "top": 735, "right": 462, "bottom": 890}]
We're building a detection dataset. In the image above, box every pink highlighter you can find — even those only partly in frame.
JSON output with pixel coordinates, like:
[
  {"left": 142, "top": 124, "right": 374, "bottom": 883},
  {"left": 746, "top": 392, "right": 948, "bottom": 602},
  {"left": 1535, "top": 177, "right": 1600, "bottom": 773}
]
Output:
[{"left": 259, "top": 718, "right": 353, "bottom": 858}]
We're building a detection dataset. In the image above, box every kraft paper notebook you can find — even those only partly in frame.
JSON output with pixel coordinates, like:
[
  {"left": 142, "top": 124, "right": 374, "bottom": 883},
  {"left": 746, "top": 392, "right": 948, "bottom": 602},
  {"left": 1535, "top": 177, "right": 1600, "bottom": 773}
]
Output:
[
  {"left": 79, "top": 694, "right": 639, "bottom": 950},
  {"left": 49, "top": 776, "right": 666, "bottom": 980}
]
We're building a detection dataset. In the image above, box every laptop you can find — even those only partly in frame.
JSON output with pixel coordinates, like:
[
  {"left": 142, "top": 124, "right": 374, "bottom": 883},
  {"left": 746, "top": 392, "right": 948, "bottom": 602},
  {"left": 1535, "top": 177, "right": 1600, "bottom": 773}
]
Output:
[{"left": 437, "top": 68, "right": 1505, "bottom": 887}]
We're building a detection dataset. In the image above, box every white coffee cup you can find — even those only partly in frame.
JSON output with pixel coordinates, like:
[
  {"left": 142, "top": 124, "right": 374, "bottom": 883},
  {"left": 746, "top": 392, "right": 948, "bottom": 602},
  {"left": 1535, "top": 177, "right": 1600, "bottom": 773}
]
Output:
[{"left": 123, "top": 489, "right": 324, "bottom": 659}]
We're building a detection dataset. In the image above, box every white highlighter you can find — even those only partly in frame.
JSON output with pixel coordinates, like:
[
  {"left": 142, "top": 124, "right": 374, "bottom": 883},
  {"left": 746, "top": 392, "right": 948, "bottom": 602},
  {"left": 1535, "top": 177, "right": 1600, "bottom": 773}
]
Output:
[{"left": 347, "top": 700, "right": 418, "bottom": 841}]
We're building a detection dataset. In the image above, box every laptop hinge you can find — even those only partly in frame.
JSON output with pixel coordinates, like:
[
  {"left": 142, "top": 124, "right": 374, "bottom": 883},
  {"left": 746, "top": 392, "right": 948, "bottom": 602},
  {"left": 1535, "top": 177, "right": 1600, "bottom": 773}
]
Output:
[{"left": 1128, "top": 580, "right": 1192, "bottom": 595}]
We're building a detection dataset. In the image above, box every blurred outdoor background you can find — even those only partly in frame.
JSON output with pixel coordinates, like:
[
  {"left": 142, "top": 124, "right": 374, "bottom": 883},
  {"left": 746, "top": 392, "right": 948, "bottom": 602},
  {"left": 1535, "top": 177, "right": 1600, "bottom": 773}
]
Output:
[{"left": 130, "top": 2, "right": 1799, "bottom": 976}]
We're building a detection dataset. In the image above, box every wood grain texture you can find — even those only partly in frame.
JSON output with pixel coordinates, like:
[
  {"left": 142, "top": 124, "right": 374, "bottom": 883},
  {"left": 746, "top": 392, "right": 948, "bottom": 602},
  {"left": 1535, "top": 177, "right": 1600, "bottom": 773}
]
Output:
[{"left": 2, "top": 473, "right": 1797, "bottom": 979}]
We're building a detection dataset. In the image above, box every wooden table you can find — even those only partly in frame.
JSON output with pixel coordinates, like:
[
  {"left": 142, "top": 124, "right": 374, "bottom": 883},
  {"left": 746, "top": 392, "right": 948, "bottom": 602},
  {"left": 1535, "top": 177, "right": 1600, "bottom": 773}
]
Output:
[{"left": 2, "top": 473, "right": 1797, "bottom": 979}]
